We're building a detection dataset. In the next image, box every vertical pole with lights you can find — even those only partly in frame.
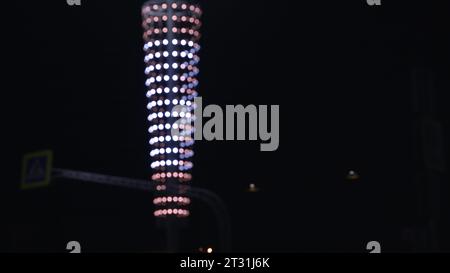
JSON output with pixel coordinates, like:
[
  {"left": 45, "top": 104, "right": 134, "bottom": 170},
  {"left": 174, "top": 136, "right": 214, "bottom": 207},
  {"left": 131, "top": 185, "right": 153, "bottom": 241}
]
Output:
[{"left": 142, "top": 0, "right": 202, "bottom": 251}]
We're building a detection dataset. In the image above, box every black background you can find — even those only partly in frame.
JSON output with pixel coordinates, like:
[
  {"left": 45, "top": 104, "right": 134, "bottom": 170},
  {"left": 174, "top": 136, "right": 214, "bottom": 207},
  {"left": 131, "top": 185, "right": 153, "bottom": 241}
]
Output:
[{"left": 2, "top": 0, "right": 450, "bottom": 252}]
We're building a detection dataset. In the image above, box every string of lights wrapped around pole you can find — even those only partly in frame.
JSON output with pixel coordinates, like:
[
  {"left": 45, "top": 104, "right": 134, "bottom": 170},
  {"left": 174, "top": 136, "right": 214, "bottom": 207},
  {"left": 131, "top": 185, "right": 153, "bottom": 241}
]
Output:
[{"left": 142, "top": 0, "right": 202, "bottom": 219}]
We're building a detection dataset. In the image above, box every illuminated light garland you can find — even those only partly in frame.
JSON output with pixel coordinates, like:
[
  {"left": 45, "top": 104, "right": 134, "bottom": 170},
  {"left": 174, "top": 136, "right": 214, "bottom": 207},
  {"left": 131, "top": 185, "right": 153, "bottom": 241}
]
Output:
[
  {"left": 152, "top": 172, "right": 193, "bottom": 183},
  {"left": 154, "top": 209, "right": 190, "bottom": 217},
  {"left": 153, "top": 196, "right": 191, "bottom": 206},
  {"left": 142, "top": 0, "right": 201, "bottom": 219}
]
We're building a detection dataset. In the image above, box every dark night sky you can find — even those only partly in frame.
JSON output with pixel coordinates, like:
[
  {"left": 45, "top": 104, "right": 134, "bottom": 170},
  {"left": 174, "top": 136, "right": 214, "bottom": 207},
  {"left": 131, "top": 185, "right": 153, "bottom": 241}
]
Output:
[{"left": 2, "top": 0, "right": 450, "bottom": 252}]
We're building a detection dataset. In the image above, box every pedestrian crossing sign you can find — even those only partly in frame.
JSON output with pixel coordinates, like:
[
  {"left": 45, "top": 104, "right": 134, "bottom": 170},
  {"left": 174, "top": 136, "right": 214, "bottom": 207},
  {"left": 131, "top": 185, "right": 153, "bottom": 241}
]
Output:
[{"left": 21, "top": 150, "right": 53, "bottom": 190}]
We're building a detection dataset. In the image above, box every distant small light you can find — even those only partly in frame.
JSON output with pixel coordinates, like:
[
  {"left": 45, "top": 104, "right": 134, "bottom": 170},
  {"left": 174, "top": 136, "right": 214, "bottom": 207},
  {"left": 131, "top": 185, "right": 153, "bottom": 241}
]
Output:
[
  {"left": 248, "top": 183, "right": 260, "bottom": 193},
  {"left": 347, "top": 170, "right": 360, "bottom": 181},
  {"left": 207, "top": 248, "right": 213, "bottom": 254}
]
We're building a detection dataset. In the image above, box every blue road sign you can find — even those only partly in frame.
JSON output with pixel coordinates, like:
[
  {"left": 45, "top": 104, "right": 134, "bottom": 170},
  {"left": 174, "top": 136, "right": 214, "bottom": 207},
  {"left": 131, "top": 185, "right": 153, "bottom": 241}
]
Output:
[{"left": 21, "top": 150, "right": 53, "bottom": 190}]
